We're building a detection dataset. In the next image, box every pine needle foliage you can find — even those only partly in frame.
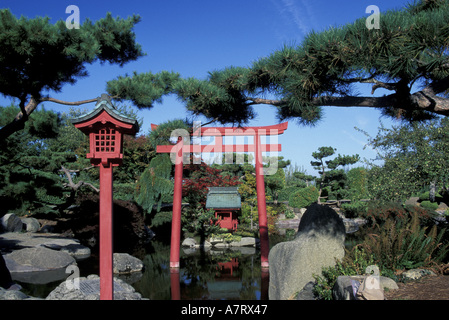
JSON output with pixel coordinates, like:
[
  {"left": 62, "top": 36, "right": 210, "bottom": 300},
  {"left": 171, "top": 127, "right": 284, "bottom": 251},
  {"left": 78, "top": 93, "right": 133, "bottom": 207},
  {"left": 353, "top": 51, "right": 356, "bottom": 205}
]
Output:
[
  {"left": 0, "top": 9, "right": 143, "bottom": 101},
  {"left": 134, "top": 154, "right": 173, "bottom": 215},
  {"left": 107, "top": 0, "right": 449, "bottom": 125}
]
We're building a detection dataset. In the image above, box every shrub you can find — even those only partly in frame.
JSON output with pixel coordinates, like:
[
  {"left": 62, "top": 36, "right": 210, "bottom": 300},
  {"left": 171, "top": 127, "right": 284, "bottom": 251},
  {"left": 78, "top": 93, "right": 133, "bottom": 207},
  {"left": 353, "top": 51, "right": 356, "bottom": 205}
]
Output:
[
  {"left": 363, "top": 200, "right": 435, "bottom": 226},
  {"left": 341, "top": 201, "right": 368, "bottom": 218},
  {"left": 288, "top": 186, "right": 319, "bottom": 209},
  {"left": 420, "top": 200, "right": 439, "bottom": 211},
  {"left": 278, "top": 186, "right": 300, "bottom": 202},
  {"left": 419, "top": 191, "right": 443, "bottom": 202},
  {"left": 361, "top": 213, "right": 449, "bottom": 272}
]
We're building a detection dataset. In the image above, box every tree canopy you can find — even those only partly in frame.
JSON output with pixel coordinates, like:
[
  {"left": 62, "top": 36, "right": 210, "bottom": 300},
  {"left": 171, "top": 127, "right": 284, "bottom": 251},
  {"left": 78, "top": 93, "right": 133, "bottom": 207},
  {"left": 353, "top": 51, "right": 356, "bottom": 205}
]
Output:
[
  {"left": 362, "top": 117, "right": 449, "bottom": 202},
  {"left": 0, "top": 9, "right": 143, "bottom": 140},
  {"left": 107, "top": 0, "right": 449, "bottom": 126}
]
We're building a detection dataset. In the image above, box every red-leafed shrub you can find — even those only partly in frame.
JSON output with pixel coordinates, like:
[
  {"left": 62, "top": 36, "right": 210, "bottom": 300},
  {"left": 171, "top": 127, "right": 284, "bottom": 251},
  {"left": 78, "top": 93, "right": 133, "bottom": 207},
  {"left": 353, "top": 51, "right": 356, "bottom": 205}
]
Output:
[{"left": 182, "top": 161, "right": 241, "bottom": 208}]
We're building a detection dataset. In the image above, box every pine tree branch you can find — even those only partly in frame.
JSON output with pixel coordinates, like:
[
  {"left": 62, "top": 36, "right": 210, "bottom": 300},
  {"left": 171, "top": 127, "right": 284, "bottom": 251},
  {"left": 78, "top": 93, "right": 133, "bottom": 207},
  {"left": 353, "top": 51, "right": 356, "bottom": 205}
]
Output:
[
  {"left": 246, "top": 97, "right": 285, "bottom": 106},
  {"left": 0, "top": 95, "right": 101, "bottom": 140},
  {"left": 245, "top": 84, "right": 449, "bottom": 117},
  {"left": 40, "top": 97, "right": 99, "bottom": 106},
  {"left": 60, "top": 165, "right": 99, "bottom": 193}
]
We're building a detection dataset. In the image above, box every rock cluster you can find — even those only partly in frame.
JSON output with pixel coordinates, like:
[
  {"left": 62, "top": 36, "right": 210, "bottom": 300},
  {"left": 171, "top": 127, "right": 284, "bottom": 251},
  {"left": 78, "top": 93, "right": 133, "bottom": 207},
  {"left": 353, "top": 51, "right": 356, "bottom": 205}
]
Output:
[
  {"left": 46, "top": 274, "right": 147, "bottom": 300},
  {"left": 182, "top": 236, "right": 258, "bottom": 249},
  {"left": 1, "top": 213, "right": 145, "bottom": 300},
  {"left": 1, "top": 213, "right": 41, "bottom": 233}
]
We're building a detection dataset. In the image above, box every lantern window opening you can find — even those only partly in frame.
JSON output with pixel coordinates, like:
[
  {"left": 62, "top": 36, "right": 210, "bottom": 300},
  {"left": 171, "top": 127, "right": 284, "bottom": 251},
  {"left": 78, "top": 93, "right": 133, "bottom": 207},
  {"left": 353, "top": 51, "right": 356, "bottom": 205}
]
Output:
[{"left": 94, "top": 127, "right": 117, "bottom": 153}]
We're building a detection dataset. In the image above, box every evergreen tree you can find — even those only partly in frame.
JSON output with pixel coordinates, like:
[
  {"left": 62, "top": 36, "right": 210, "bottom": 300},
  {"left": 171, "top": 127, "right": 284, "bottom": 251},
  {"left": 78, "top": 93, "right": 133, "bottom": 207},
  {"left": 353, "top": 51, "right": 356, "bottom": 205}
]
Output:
[
  {"left": 0, "top": 105, "right": 75, "bottom": 214},
  {"left": 107, "top": 1, "right": 449, "bottom": 125},
  {"left": 0, "top": 9, "right": 144, "bottom": 140},
  {"left": 311, "top": 146, "right": 359, "bottom": 202}
]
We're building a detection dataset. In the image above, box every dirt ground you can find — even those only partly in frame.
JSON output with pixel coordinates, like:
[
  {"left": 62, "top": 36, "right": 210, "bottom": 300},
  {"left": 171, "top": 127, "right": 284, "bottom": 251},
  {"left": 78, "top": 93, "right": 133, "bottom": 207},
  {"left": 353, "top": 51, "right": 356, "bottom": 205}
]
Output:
[{"left": 384, "top": 274, "right": 449, "bottom": 300}]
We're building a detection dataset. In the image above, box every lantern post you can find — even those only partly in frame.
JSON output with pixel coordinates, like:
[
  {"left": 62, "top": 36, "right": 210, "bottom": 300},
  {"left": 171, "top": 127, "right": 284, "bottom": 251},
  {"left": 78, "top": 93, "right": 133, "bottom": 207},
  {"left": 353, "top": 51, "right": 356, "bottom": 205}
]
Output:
[{"left": 71, "top": 94, "right": 139, "bottom": 300}]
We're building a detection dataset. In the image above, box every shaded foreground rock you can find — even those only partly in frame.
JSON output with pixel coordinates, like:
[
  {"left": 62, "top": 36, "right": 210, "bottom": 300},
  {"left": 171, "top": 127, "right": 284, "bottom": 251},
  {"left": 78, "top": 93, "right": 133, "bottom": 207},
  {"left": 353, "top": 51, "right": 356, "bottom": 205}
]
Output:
[
  {"left": 0, "top": 232, "right": 91, "bottom": 261},
  {"left": 0, "top": 214, "right": 23, "bottom": 233},
  {"left": 46, "top": 274, "right": 147, "bottom": 300},
  {"left": 0, "top": 286, "right": 43, "bottom": 300},
  {"left": 269, "top": 204, "right": 346, "bottom": 300},
  {"left": 3, "top": 247, "right": 76, "bottom": 284}
]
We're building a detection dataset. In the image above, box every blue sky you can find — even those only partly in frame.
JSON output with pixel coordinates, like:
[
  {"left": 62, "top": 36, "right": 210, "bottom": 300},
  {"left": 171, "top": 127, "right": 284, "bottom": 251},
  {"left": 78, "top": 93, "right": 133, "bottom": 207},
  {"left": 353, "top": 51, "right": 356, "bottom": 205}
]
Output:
[{"left": 1, "top": 0, "right": 410, "bottom": 175}]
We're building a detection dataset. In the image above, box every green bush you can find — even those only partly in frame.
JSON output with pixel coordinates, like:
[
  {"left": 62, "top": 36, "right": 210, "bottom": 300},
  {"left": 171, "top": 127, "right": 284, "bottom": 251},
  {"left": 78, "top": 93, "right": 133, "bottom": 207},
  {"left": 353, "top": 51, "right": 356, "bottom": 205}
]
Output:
[
  {"left": 419, "top": 191, "right": 443, "bottom": 202},
  {"left": 341, "top": 201, "right": 368, "bottom": 218},
  {"left": 420, "top": 200, "right": 439, "bottom": 211},
  {"left": 278, "top": 186, "right": 300, "bottom": 202},
  {"left": 288, "top": 186, "right": 319, "bottom": 209}
]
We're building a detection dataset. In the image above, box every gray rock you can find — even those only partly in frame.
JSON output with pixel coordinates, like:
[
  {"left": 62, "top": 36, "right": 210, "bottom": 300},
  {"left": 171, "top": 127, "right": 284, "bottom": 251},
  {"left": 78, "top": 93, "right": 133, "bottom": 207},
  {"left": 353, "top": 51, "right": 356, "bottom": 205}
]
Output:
[
  {"left": 1, "top": 213, "right": 23, "bottom": 232},
  {"left": 402, "top": 268, "right": 436, "bottom": 281},
  {"left": 182, "top": 238, "right": 197, "bottom": 247},
  {"left": 113, "top": 253, "right": 144, "bottom": 274},
  {"left": 229, "top": 237, "right": 257, "bottom": 247},
  {"left": 214, "top": 242, "right": 229, "bottom": 248},
  {"left": 21, "top": 217, "right": 40, "bottom": 233},
  {"left": 296, "top": 281, "right": 318, "bottom": 300},
  {"left": 333, "top": 276, "right": 362, "bottom": 300},
  {"left": 4, "top": 247, "right": 76, "bottom": 272},
  {"left": 405, "top": 197, "right": 420, "bottom": 206},
  {"left": 0, "top": 232, "right": 91, "bottom": 261},
  {"left": 0, "top": 288, "right": 29, "bottom": 300},
  {"left": 3, "top": 247, "right": 76, "bottom": 284},
  {"left": 46, "top": 274, "right": 147, "bottom": 300},
  {"left": 269, "top": 204, "right": 346, "bottom": 300},
  {"left": 209, "top": 237, "right": 224, "bottom": 245},
  {"left": 41, "top": 240, "right": 91, "bottom": 261},
  {"left": 238, "top": 237, "right": 257, "bottom": 247}
]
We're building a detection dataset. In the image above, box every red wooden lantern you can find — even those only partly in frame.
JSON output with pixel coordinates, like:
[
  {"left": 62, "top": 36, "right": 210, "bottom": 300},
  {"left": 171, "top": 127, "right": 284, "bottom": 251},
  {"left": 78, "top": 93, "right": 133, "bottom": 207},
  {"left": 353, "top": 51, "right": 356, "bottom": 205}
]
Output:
[
  {"left": 71, "top": 94, "right": 139, "bottom": 300},
  {"left": 72, "top": 94, "right": 138, "bottom": 167}
]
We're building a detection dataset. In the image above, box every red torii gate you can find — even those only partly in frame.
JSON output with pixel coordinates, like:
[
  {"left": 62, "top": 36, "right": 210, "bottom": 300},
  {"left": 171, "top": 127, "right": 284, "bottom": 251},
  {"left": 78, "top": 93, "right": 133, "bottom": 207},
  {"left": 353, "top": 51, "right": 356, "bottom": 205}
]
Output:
[{"left": 153, "top": 122, "right": 288, "bottom": 271}]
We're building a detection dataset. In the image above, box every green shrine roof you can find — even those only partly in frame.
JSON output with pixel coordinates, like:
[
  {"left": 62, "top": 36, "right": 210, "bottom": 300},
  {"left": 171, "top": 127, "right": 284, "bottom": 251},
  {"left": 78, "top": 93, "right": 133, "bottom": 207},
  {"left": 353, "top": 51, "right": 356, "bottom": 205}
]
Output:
[
  {"left": 70, "top": 94, "right": 139, "bottom": 131},
  {"left": 205, "top": 187, "right": 241, "bottom": 210}
]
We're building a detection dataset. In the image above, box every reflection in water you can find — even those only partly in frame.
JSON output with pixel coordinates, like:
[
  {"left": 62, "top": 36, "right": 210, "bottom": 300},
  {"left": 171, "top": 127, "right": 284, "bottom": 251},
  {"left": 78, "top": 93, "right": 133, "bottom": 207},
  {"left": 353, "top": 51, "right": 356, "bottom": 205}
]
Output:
[
  {"left": 13, "top": 231, "right": 292, "bottom": 299},
  {"left": 132, "top": 240, "right": 269, "bottom": 300}
]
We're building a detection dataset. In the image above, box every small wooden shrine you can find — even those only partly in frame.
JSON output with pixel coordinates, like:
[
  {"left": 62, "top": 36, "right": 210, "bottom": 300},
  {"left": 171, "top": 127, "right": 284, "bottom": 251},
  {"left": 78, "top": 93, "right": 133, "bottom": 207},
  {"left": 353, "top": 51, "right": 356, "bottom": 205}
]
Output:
[{"left": 206, "top": 187, "right": 241, "bottom": 231}]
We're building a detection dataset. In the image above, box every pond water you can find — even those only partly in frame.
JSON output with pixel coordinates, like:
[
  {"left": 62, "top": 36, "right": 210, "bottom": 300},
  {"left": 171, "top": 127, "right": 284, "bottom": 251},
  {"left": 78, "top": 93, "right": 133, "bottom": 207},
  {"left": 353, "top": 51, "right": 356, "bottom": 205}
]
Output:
[
  {"left": 15, "top": 227, "right": 364, "bottom": 300},
  {"left": 130, "top": 240, "right": 270, "bottom": 300},
  {"left": 16, "top": 232, "right": 292, "bottom": 300}
]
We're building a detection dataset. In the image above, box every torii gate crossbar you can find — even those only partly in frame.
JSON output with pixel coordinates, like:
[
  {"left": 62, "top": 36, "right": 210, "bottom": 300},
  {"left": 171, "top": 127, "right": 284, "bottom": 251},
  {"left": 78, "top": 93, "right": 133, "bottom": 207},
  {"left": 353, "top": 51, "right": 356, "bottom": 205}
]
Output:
[{"left": 154, "top": 122, "right": 288, "bottom": 271}]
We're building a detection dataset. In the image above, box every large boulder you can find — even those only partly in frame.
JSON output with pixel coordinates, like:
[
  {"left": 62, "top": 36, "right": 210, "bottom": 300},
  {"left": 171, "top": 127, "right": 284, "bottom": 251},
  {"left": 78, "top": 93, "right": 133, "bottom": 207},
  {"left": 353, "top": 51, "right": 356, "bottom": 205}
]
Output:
[
  {"left": 3, "top": 247, "right": 76, "bottom": 284},
  {"left": 1, "top": 214, "right": 23, "bottom": 233},
  {"left": 269, "top": 204, "right": 346, "bottom": 300},
  {"left": 21, "top": 217, "right": 40, "bottom": 233}
]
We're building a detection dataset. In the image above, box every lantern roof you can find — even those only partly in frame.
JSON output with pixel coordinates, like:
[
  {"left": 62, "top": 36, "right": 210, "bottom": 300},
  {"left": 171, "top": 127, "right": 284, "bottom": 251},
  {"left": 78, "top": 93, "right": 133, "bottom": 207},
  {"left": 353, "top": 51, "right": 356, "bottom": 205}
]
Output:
[
  {"left": 206, "top": 187, "right": 241, "bottom": 210},
  {"left": 70, "top": 94, "right": 139, "bottom": 134}
]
